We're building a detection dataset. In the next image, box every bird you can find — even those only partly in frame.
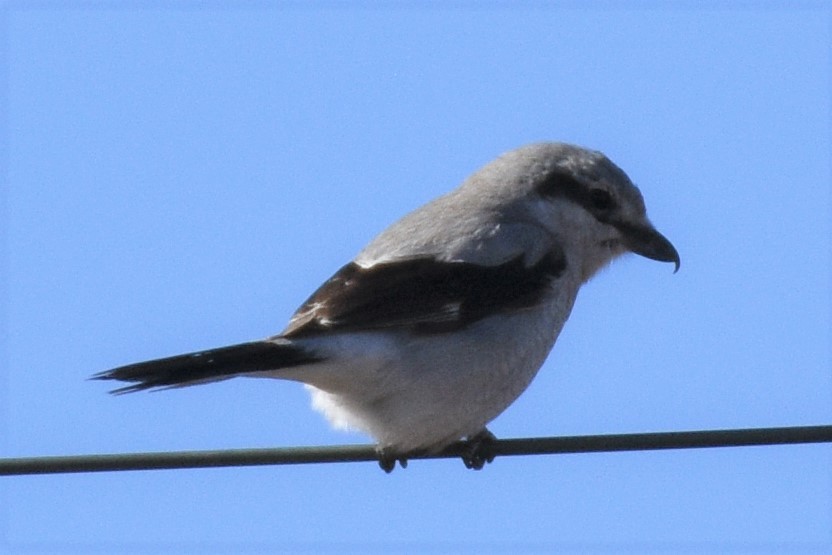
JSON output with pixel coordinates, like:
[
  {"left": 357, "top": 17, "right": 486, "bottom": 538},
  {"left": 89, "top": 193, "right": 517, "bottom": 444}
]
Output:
[{"left": 93, "top": 142, "right": 680, "bottom": 472}]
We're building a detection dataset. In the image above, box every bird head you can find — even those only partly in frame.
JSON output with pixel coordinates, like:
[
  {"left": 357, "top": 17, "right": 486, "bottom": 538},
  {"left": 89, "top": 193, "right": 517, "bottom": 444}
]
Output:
[{"left": 479, "top": 143, "right": 680, "bottom": 282}]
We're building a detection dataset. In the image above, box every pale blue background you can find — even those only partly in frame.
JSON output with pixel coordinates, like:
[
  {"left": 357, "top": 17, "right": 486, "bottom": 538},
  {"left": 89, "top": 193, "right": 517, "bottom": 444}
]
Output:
[{"left": 3, "top": 2, "right": 831, "bottom": 553}]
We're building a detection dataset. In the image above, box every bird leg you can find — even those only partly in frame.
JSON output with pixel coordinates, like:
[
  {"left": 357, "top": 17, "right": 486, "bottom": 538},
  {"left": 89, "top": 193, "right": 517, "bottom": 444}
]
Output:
[
  {"left": 377, "top": 429, "right": 497, "bottom": 472},
  {"left": 377, "top": 448, "right": 408, "bottom": 473},
  {"left": 460, "top": 428, "right": 497, "bottom": 470}
]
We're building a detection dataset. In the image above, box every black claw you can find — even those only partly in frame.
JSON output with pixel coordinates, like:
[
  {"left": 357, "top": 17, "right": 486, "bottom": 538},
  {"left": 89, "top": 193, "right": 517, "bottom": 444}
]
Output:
[
  {"left": 377, "top": 450, "right": 408, "bottom": 473},
  {"left": 378, "top": 457, "right": 396, "bottom": 474},
  {"left": 460, "top": 429, "right": 497, "bottom": 470},
  {"left": 378, "top": 431, "right": 497, "bottom": 472}
]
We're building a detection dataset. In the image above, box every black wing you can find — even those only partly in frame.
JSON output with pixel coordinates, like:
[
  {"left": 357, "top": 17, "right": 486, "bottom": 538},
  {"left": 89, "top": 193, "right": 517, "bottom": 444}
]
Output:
[{"left": 283, "top": 251, "right": 566, "bottom": 337}]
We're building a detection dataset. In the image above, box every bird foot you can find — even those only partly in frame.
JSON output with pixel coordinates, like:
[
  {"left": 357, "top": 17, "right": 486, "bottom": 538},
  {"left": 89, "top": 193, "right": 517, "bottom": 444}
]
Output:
[
  {"left": 377, "top": 429, "right": 497, "bottom": 472},
  {"left": 377, "top": 449, "right": 408, "bottom": 473},
  {"left": 460, "top": 429, "right": 497, "bottom": 470}
]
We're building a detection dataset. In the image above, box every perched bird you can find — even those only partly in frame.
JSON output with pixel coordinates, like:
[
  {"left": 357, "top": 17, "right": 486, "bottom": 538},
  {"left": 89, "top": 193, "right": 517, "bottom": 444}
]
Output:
[{"left": 94, "top": 142, "right": 680, "bottom": 471}]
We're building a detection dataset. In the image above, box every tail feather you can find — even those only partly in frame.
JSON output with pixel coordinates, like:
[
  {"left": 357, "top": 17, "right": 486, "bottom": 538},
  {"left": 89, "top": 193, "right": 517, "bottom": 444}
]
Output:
[{"left": 93, "top": 340, "right": 322, "bottom": 394}]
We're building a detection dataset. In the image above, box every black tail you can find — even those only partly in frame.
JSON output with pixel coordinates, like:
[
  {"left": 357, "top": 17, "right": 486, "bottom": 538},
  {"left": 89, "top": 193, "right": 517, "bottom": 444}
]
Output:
[{"left": 92, "top": 340, "right": 323, "bottom": 394}]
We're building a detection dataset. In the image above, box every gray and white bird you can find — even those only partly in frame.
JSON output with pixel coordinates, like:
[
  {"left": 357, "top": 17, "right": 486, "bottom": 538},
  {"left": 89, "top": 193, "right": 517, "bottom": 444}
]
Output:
[{"left": 94, "top": 142, "right": 680, "bottom": 471}]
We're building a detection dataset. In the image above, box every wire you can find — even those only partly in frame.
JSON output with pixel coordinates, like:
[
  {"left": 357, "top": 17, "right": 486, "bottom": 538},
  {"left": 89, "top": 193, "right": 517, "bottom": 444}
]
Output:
[{"left": 2, "top": 424, "right": 830, "bottom": 476}]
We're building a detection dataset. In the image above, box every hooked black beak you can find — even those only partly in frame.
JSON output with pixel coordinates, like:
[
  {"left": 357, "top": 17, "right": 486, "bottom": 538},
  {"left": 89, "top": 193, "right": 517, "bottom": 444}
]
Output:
[{"left": 617, "top": 222, "right": 680, "bottom": 273}]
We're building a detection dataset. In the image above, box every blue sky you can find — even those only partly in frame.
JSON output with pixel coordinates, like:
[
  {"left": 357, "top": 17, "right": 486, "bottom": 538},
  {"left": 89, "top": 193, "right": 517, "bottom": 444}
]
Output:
[{"left": 3, "top": 2, "right": 831, "bottom": 553}]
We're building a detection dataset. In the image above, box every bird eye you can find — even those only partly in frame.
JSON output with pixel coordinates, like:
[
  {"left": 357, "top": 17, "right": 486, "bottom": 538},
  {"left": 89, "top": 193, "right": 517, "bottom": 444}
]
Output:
[{"left": 588, "top": 188, "right": 615, "bottom": 211}]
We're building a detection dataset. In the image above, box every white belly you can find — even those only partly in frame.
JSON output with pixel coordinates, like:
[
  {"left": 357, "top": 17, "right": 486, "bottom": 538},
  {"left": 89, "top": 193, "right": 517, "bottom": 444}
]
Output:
[{"left": 289, "top": 288, "right": 575, "bottom": 454}]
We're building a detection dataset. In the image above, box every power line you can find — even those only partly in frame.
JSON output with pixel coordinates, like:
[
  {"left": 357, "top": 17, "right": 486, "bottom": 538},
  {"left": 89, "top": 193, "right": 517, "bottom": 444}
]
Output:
[{"left": 2, "top": 424, "right": 830, "bottom": 477}]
